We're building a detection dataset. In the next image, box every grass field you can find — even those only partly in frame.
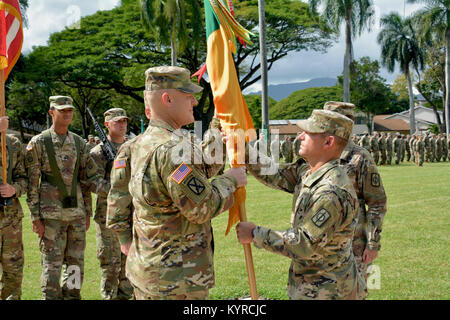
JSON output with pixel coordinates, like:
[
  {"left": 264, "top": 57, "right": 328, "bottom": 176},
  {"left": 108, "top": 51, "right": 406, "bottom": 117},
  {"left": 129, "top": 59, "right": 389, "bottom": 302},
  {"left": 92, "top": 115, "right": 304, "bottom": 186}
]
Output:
[{"left": 17, "top": 161, "right": 450, "bottom": 300}]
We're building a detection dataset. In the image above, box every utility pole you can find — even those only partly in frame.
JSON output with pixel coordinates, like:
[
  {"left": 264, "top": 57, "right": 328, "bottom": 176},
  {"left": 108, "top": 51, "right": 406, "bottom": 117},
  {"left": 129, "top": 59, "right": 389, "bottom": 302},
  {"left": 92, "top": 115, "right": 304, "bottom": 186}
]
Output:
[{"left": 258, "top": 0, "right": 269, "bottom": 141}]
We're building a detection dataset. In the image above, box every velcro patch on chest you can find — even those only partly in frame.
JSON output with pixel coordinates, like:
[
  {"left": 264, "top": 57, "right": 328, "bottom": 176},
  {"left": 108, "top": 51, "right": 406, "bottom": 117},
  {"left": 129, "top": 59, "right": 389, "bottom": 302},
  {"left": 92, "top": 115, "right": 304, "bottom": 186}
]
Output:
[
  {"left": 114, "top": 158, "right": 127, "bottom": 169},
  {"left": 371, "top": 173, "right": 380, "bottom": 187},
  {"left": 311, "top": 208, "right": 331, "bottom": 228},
  {"left": 170, "top": 162, "right": 192, "bottom": 184}
]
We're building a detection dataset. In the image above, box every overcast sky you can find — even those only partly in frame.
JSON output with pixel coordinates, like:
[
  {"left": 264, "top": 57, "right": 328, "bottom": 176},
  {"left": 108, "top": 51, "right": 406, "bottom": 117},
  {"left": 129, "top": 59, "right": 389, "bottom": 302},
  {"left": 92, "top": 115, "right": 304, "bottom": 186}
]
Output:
[{"left": 22, "top": 0, "right": 425, "bottom": 92}]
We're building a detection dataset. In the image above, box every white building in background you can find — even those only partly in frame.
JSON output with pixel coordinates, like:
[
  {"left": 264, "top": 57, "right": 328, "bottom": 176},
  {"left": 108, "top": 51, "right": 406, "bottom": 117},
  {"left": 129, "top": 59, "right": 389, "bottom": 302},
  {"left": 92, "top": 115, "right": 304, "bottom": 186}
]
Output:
[{"left": 385, "top": 106, "right": 443, "bottom": 133}]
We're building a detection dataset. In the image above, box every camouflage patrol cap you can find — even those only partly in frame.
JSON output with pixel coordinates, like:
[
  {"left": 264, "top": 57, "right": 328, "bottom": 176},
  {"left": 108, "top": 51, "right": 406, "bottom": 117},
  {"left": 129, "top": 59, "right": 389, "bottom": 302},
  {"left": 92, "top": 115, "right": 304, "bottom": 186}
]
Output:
[
  {"left": 296, "top": 109, "right": 354, "bottom": 141},
  {"left": 104, "top": 108, "right": 130, "bottom": 122},
  {"left": 145, "top": 66, "right": 203, "bottom": 93},
  {"left": 49, "top": 96, "right": 74, "bottom": 110},
  {"left": 323, "top": 101, "right": 356, "bottom": 119},
  {"left": 88, "top": 134, "right": 94, "bottom": 139}
]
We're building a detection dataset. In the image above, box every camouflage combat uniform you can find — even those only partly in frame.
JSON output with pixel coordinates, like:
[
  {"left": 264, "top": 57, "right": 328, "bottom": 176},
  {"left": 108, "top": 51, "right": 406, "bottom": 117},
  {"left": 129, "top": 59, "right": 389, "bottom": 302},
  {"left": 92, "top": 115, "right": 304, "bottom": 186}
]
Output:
[
  {"left": 281, "top": 138, "right": 293, "bottom": 163},
  {"left": 369, "top": 134, "right": 379, "bottom": 165},
  {"left": 416, "top": 137, "right": 425, "bottom": 166},
  {"left": 0, "top": 135, "right": 28, "bottom": 300},
  {"left": 405, "top": 136, "right": 411, "bottom": 162},
  {"left": 248, "top": 109, "right": 364, "bottom": 300},
  {"left": 435, "top": 136, "right": 442, "bottom": 162},
  {"left": 386, "top": 134, "right": 393, "bottom": 165},
  {"left": 442, "top": 135, "right": 448, "bottom": 162},
  {"left": 339, "top": 140, "right": 387, "bottom": 298},
  {"left": 393, "top": 135, "right": 401, "bottom": 165},
  {"left": 91, "top": 140, "right": 133, "bottom": 300},
  {"left": 125, "top": 119, "right": 237, "bottom": 299},
  {"left": 377, "top": 134, "right": 386, "bottom": 165},
  {"left": 410, "top": 136, "right": 416, "bottom": 163},
  {"left": 26, "top": 105, "right": 98, "bottom": 300},
  {"left": 359, "top": 134, "right": 370, "bottom": 151}
]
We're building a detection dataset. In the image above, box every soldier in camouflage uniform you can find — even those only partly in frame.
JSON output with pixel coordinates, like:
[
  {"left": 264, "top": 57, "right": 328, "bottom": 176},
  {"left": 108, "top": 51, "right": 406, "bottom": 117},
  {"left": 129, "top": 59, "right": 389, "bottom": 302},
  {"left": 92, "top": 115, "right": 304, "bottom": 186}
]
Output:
[
  {"left": 424, "top": 132, "right": 432, "bottom": 162},
  {"left": 405, "top": 135, "right": 411, "bottom": 162},
  {"left": 86, "top": 135, "right": 96, "bottom": 153},
  {"left": 237, "top": 109, "right": 365, "bottom": 300},
  {"left": 26, "top": 96, "right": 98, "bottom": 300},
  {"left": 416, "top": 136, "right": 425, "bottom": 166},
  {"left": 410, "top": 135, "right": 416, "bottom": 163},
  {"left": 392, "top": 133, "right": 402, "bottom": 165},
  {"left": 441, "top": 134, "right": 448, "bottom": 162},
  {"left": 377, "top": 133, "right": 386, "bottom": 165},
  {"left": 0, "top": 116, "right": 28, "bottom": 300},
  {"left": 280, "top": 136, "right": 293, "bottom": 163},
  {"left": 447, "top": 134, "right": 450, "bottom": 160},
  {"left": 90, "top": 108, "right": 133, "bottom": 300},
  {"left": 386, "top": 133, "right": 393, "bottom": 165},
  {"left": 120, "top": 66, "right": 247, "bottom": 300},
  {"left": 323, "top": 102, "right": 387, "bottom": 299},
  {"left": 369, "top": 132, "right": 379, "bottom": 165},
  {"left": 359, "top": 133, "right": 370, "bottom": 151},
  {"left": 435, "top": 134, "right": 442, "bottom": 162}
]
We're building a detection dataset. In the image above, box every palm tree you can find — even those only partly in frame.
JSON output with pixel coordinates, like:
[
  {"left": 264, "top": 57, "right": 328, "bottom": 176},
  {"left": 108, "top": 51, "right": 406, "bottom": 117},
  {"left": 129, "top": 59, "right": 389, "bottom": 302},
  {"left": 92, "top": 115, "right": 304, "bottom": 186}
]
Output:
[
  {"left": 407, "top": 0, "right": 450, "bottom": 134},
  {"left": 308, "top": 0, "right": 374, "bottom": 102},
  {"left": 377, "top": 13, "right": 425, "bottom": 134},
  {"left": 140, "top": 0, "right": 189, "bottom": 66}
]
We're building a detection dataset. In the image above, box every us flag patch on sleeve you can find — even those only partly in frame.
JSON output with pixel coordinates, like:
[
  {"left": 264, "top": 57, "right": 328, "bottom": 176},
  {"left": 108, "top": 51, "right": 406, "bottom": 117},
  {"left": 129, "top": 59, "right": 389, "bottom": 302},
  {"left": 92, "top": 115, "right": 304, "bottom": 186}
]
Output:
[
  {"left": 170, "top": 162, "right": 192, "bottom": 184},
  {"left": 114, "top": 158, "right": 127, "bottom": 169}
]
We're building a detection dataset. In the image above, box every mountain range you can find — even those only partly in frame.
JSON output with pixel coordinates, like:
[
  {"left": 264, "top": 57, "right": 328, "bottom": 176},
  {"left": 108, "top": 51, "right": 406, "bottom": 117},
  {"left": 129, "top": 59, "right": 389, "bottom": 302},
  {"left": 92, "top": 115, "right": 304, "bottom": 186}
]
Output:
[{"left": 246, "top": 77, "right": 337, "bottom": 101}]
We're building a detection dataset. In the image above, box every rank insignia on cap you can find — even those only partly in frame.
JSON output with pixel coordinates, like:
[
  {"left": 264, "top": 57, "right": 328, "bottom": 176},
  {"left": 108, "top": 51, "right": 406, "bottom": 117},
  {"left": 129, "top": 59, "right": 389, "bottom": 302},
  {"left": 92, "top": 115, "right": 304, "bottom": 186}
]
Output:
[
  {"left": 170, "top": 162, "right": 192, "bottom": 184},
  {"left": 311, "top": 208, "right": 331, "bottom": 228},
  {"left": 26, "top": 143, "right": 33, "bottom": 151},
  {"left": 114, "top": 159, "right": 127, "bottom": 169}
]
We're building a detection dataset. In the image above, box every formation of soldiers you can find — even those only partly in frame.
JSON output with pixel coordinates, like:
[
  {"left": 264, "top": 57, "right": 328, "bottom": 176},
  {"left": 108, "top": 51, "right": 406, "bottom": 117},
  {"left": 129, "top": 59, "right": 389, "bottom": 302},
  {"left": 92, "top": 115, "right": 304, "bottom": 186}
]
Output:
[
  {"left": 0, "top": 65, "right": 444, "bottom": 301},
  {"left": 354, "top": 131, "right": 450, "bottom": 167}
]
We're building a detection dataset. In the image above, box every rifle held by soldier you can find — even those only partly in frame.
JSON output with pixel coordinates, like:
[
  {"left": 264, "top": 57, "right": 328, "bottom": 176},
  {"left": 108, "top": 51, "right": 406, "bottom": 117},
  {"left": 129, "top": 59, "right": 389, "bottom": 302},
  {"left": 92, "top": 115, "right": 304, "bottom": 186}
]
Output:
[{"left": 86, "top": 107, "right": 116, "bottom": 162}]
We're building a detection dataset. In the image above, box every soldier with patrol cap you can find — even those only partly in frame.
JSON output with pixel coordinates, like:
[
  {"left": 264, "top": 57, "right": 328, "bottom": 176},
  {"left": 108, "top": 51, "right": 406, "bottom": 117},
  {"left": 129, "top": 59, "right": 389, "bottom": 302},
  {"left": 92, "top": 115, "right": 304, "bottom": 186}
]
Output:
[
  {"left": 0, "top": 116, "right": 28, "bottom": 300},
  {"left": 122, "top": 66, "right": 247, "bottom": 300},
  {"left": 237, "top": 108, "right": 364, "bottom": 300},
  {"left": 90, "top": 108, "right": 133, "bottom": 300},
  {"left": 321, "top": 101, "right": 387, "bottom": 299},
  {"left": 25, "top": 95, "right": 98, "bottom": 300}
]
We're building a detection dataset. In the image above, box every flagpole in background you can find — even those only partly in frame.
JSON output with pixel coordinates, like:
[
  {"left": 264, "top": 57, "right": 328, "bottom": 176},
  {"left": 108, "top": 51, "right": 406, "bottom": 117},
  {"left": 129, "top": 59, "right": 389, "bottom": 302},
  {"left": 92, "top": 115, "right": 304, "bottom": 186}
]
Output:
[{"left": 258, "top": 0, "right": 269, "bottom": 141}]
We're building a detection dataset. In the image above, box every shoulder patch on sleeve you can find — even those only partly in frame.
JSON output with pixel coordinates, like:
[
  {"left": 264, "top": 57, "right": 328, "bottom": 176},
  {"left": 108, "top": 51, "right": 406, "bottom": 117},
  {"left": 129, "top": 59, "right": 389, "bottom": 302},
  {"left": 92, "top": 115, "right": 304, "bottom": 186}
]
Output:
[
  {"left": 170, "top": 162, "right": 192, "bottom": 184},
  {"left": 371, "top": 173, "right": 380, "bottom": 187},
  {"left": 114, "top": 158, "right": 127, "bottom": 169},
  {"left": 311, "top": 208, "right": 331, "bottom": 228}
]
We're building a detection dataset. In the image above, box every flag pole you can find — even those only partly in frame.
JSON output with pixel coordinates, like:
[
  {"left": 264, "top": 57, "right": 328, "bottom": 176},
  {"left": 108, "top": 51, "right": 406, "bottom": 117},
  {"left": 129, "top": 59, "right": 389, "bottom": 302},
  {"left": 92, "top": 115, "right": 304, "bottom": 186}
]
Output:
[
  {"left": 0, "top": 69, "right": 7, "bottom": 184},
  {"left": 237, "top": 195, "right": 258, "bottom": 300},
  {"left": 258, "top": 0, "right": 269, "bottom": 138}
]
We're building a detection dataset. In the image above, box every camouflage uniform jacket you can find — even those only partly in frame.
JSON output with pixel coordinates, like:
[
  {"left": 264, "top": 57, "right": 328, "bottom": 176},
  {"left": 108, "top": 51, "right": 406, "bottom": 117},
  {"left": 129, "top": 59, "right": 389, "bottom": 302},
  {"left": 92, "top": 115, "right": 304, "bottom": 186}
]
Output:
[
  {"left": 25, "top": 128, "right": 97, "bottom": 222},
  {"left": 369, "top": 136, "right": 379, "bottom": 152},
  {"left": 0, "top": 135, "right": 28, "bottom": 229},
  {"left": 106, "top": 136, "right": 140, "bottom": 245},
  {"left": 358, "top": 135, "right": 370, "bottom": 151},
  {"left": 90, "top": 140, "right": 123, "bottom": 225},
  {"left": 386, "top": 137, "right": 393, "bottom": 154},
  {"left": 393, "top": 137, "right": 401, "bottom": 153},
  {"left": 280, "top": 140, "right": 293, "bottom": 157},
  {"left": 339, "top": 141, "right": 387, "bottom": 253},
  {"left": 86, "top": 141, "right": 97, "bottom": 153},
  {"left": 126, "top": 119, "right": 237, "bottom": 296},
  {"left": 248, "top": 158, "right": 360, "bottom": 300},
  {"left": 377, "top": 137, "right": 386, "bottom": 151}
]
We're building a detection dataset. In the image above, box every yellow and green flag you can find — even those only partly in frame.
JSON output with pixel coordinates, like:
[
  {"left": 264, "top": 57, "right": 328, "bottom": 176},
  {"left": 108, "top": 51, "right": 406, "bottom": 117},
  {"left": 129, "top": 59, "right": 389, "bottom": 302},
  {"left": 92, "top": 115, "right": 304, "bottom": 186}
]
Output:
[{"left": 204, "top": 0, "right": 256, "bottom": 235}]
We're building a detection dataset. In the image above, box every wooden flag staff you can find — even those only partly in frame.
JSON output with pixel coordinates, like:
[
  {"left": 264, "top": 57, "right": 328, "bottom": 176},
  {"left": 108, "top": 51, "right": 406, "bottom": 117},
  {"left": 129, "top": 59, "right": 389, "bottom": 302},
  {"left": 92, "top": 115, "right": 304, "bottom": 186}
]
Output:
[{"left": 0, "top": 69, "right": 7, "bottom": 185}]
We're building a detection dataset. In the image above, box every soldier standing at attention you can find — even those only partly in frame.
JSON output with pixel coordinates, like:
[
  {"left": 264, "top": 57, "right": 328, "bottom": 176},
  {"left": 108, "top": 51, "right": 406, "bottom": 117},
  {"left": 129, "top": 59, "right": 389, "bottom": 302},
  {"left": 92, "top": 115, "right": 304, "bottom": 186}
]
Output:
[
  {"left": 410, "top": 135, "right": 416, "bottom": 163},
  {"left": 385, "top": 133, "right": 393, "bottom": 165},
  {"left": 0, "top": 116, "right": 28, "bottom": 300},
  {"left": 237, "top": 109, "right": 364, "bottom": 300},
  {"left": 25, "top": 96, "right": 98, "bottom": 300},
  {"left": 405, "top": 134, "right": 411, "bottom": 162},
  {"left": 378, "top": 132, "right": 387, "bottom": 165},
  {"left": 416, "top": 135, "right": 425, "bottom": 166},
  {"left": 393, "top": 133, "right": 401, "bottom": 165},
  {"left": 369, "top": 132, "right": 379, "bottom": 165},
  {"left": 281, "top": 135, "right": 293, "bottom": 163},
  {"left": 441, "top": 134, "right": 448, "bottom": 162},
  {"left": 123, "top": 66, "right": 247, "bottom": 300},
  {"left": 90, "top": 108, "right": 133, "bottom": 300},
  {"left": 322, "top": 102, "right": 387, "bottom": 299}
]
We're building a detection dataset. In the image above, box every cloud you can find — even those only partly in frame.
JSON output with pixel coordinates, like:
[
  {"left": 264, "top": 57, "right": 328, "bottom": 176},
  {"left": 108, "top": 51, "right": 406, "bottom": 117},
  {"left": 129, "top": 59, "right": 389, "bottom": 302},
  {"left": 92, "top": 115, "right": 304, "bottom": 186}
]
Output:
[{"left": 22, "top": 0, "right": 120, "bottom": 53}]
